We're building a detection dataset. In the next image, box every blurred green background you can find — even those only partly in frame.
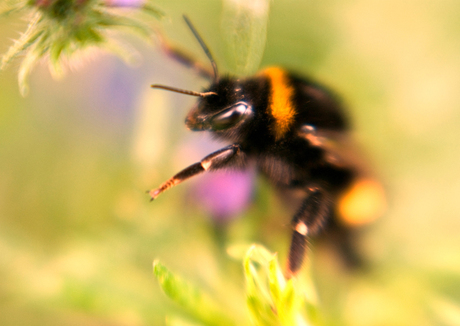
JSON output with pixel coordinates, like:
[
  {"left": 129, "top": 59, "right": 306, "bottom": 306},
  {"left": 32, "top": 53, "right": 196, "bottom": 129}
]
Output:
[{"left": 1, "top": 0, "right": 460, "bottom": 325}]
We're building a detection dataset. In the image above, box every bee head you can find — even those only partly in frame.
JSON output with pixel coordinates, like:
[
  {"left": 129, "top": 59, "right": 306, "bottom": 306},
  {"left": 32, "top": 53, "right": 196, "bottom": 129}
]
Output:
[
  {"left": 185, "top": 77, "right": 253, "bottom": 136},
  {"left": 151, "top": 17, "right": 255, "bottom": 142}
]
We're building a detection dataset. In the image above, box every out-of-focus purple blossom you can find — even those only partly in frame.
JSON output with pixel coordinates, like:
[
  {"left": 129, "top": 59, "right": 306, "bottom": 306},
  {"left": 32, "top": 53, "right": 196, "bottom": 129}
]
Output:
[
  {"left": 176, "top": 136, "right": 255, "bottom": 223},
  {"left": 189, "top": 168, "right": 255, "bottom": 223},
  {"left": 105, "top": 0, "right": 146, "bottom": 8}
]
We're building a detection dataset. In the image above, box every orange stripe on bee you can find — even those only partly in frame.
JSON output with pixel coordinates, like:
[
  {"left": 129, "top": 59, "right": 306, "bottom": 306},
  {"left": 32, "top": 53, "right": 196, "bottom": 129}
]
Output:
[{"left": 260, "top": 67, "right": 296, "bottom": 140}]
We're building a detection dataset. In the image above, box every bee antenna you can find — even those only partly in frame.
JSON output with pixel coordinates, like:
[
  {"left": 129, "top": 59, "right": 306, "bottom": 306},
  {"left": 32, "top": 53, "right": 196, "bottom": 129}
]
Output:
[
  {"left": 183, "top": 15, "right": 218, "bottom": 82},
  {"left": 151, "top": 84, "right": 217, "bottom": 97}
]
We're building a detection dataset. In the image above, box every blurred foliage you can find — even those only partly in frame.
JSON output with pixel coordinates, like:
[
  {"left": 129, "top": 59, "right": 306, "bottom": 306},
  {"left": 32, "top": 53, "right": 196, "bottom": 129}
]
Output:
[
  {"left": 243, "top": 245, "right": 312, "bottom": 326},
  {"left": 153, "top": 259, "right": 235, "bottom": 326},
  {"left": 1, "top": 0, "right": 163, "bottom": 95},
  {"left": 1, "top": 0, "right": 460, "bottom": 326},
  {"left": 154, "top": 245, "right": 315, "bottom": 326}
]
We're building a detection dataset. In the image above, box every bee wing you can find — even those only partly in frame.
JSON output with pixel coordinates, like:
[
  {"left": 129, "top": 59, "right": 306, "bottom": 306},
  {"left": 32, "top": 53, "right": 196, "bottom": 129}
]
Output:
[
  {"left": 299, "top": 126, "right": 371, "bottom": 175},
  {"left": 221, "top": 0, "right": 270, "bottom": 76},
  {"left": 299, "top": 126, "right": 386, "bottom": 226}
]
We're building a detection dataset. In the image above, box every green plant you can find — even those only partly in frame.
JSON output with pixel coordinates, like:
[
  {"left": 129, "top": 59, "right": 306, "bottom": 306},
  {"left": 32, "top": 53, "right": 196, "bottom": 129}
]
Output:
[
  {"left": 154, "top": 245, "right": 317, "bottom": 326},
  {"left": 1, "top": 0, "right": 162, "bottom": 95}
]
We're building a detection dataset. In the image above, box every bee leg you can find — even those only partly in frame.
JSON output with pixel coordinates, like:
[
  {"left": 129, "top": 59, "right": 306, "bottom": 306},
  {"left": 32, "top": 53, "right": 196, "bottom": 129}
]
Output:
[
  {"left": 148, "top": 144, "right": 243, "bottom": 200},
  {"left": 285, "top": 187, "right": 331, "bottom": 278},
  {"left": 155, "top": 30, "right": 214, "bottom": 80}
]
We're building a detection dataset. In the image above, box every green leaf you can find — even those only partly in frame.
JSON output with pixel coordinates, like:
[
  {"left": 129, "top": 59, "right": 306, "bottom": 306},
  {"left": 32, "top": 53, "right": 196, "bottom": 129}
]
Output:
[
  {"left": 153, "top": 260, "right": 235, "bottom": 326},
  {"left": 268, "top": 254, "right": 286, "bottom": 307},
  {"left": 243, "top": 245, "right": 312, "bottom": 326}
]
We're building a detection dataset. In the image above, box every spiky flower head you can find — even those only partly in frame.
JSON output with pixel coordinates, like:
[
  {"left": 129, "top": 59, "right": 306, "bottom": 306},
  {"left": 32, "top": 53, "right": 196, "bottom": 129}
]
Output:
[{"left": 1, "top": 0, "right": 162, "bottom": 95}]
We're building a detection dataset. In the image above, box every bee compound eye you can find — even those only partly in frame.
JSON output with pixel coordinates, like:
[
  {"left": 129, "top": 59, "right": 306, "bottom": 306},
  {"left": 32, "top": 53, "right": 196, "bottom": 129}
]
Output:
[{"left": 210, "top": 103, "right": 249, "bottom": 130}]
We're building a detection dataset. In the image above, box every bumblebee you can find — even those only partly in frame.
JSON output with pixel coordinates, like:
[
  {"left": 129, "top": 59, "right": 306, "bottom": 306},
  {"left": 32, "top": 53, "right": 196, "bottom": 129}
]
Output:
[{"left": 148, "top": 16, "right": 385, "bottom": 277}]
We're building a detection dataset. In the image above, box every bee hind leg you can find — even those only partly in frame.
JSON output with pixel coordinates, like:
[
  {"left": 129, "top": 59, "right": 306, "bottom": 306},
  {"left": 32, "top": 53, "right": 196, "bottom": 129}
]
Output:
[{"left": 285, "top": 187, "right": 332, "bottom": 278}]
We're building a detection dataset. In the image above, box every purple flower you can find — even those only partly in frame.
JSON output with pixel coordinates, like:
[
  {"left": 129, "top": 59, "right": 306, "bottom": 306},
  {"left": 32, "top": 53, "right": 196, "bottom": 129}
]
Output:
[
  {"left": 105, "top": 0, "right": 146, "bottom": 8},
  {"left": 188, "top": 168, "right": 255, "bottom": 223}
]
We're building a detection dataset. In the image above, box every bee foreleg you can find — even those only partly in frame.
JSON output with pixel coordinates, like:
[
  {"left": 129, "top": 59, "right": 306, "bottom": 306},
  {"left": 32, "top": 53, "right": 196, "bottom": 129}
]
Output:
[
  {"left": 148, "top": 144, "right": 243, "bottom": 200},
  {"left": 286, "top": 187, "right": 331, "bottom": 278}
]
